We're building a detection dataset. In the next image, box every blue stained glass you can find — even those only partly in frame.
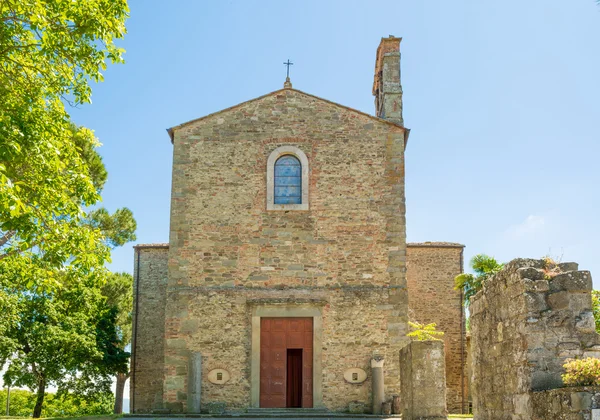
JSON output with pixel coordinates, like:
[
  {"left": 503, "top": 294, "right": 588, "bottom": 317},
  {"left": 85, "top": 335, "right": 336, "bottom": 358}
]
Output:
[
  {"left": 275, "top": 186, "right": 301, "bottom": 197},
  {"left": 275, "top": 176, "right": 301, "bottom": 186},
  {"left": 275, "top": 165, "right": 301, "bottom": 177},
  {"left": 276, "top": 156, "right": 300, "bottom": 165},
  {"left": 274, "top": 196, "right": 301, "bottom": 204},
  {"left": 274, "top": 155, "right": 301, "bottom": 205}
]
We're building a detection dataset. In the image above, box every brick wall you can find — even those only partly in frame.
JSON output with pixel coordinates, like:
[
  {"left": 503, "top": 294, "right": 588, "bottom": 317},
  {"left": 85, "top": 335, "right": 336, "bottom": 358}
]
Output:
[
  {"left": 406, "top": 243, "right": 465, "bottom": 414},
  {"left": 131, "top": 245, "right": 169, "bottom": 413}
]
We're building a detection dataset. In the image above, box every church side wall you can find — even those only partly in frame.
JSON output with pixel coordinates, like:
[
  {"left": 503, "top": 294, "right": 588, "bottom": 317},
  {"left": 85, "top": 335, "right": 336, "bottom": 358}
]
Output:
[
  {"left": 131, "top": 246, "right": 169, "bottom": 413},
  {"left": 164, "top": 89, "right": 408, "bottom": 412},
  {"left": 406, "top": 244, "right": 465, "bottom": 414}
]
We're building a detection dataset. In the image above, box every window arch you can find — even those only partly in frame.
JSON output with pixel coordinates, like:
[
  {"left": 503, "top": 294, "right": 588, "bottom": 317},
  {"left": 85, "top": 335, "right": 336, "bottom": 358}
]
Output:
[{"left": 267, "top": 146, "right": 309, "bottom": 210}]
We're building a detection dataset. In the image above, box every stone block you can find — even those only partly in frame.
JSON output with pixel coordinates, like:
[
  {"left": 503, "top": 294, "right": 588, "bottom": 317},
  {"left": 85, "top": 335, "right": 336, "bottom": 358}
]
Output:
[
  {"left": 166, "top": 338, "right": 187, "bottom": 349},
  {"left": 570, "top": 293, "right": 593, "bottom": 314},
  {"left": 204, "top": 401, "right": 226, "bottom": 415},
  {"left": 523, "top": 278, "right": 550, "bottom": 293},
  {"left": 348, "top": 401, "right": 366, "bottom": 414},
  {"left": 547, "top": 291, "right": 570, "bottom": 310},
  {"left": 571, "top": 392, "right": 592, "bottom": 411},
  {"left": 559, "top": 262, "right": 579, "bottom": 272},
  {"left": 576, "top": 312, "right": 597, "bottom": 333},
  {"left": 513, "top": 393, "right": 530, "bottom": 415},
  {"left": 518, "top": 267, "right": 545, "bottom": 280},
  {"left": 526, "top": 292, "right": 550, "bottom": 312},
  {"left": 549, "top": 271, "right": 593, "bottom": 293},
  {"left": 164, "top": 401, "right": 183, "bottom": 413},
  {"left": 531, "top": 369, "right": 563, "bottom": 391}
]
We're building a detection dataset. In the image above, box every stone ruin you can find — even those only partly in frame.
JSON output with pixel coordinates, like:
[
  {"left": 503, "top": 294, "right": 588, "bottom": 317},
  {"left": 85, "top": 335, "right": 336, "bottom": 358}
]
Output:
[
  {"left": 470, "top": 258, "right": 600, "bottom": 419},
  {"left": 400, "top": 340, "right": 448, "bottom": 419}
]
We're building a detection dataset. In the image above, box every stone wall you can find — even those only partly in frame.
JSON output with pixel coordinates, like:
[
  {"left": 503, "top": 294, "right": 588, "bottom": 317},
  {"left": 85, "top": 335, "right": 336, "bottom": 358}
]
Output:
[
  {"left": 407, "top": 243, "right": 465, "bottom": 413},
  {"left": 470, "top": 258, "right": 600, "bottom": 420},
  {"left": 399, "top": 340, "right": 448, "bottom": 420},
  {"left": 164, "top": 85, "right": 409, "bottom": 411},
  {"left": 531, "top": 387, "right": 600, "bottom": 420},
  {"left": 162, "top": 287, "right": 403, "bottom": 412},
  {"left": 131, "top": 244, "right": 169, "bottom": 413}
]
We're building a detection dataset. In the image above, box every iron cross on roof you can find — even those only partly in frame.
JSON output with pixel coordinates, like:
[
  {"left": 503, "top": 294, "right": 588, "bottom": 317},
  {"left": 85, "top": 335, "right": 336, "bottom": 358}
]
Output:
[{"left": 283, "top": 59, "right": 293, "bottom": 78}]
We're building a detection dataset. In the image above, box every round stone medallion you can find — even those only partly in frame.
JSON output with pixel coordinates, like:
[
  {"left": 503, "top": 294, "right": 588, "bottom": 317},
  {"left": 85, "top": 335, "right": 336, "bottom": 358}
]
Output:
[
  {"left": 343, "top": 368, "right": 367, "bottom": 384},
  {"left": 207, "top": 368, "right": 230, "bottom": 385}
]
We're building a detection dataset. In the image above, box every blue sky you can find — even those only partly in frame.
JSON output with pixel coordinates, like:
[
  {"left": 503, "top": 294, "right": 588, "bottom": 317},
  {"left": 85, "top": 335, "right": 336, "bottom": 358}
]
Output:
[{"left": 70, "top": 0, "right": 600, "bottom": 285}]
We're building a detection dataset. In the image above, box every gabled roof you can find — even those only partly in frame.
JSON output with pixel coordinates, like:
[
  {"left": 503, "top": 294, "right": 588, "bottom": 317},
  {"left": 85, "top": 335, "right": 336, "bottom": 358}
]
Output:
[{"left": 166, "top": 87, "right": 407, "bottom": 143}]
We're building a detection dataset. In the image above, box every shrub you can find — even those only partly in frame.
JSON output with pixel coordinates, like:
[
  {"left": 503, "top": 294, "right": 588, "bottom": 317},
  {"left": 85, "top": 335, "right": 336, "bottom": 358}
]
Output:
[
  {"left": 542, "top": 255, "right": 563, "bottom": 280},
  {"left": 0, "top": 389, "right": 113, "bottom": 417},
  {"left": 562, "top": 358, "right": 600, "bottom": 386},
  {"left": 407, "top": 321, "right": 444, "bottom": 341},
  {"left": 592, "top": 290, "right": 600, "bottom": 334}
]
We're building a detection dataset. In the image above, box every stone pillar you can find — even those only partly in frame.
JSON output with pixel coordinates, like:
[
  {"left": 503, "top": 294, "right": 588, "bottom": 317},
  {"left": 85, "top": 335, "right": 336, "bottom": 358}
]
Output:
[
  {"left": 371, "top": 356, "right": 385, "bottom": 414},
  {"left": 392, "top": 395, "right": 401, "bottom": 414},
  {"left": 400, "top": 341, "right": 447, "bottom": 420},
  {"left": 188, "top": 352, "right": 202, "bottom": 413}
]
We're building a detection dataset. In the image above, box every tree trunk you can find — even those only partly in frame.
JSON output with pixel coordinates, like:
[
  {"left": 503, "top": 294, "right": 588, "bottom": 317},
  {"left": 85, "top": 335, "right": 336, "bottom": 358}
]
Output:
[
  {"left": 113, "top": 371, "right": 130, "bottom": 414},
  {"left": 32, "top": 376, "right": 45, "bottom": 418}
]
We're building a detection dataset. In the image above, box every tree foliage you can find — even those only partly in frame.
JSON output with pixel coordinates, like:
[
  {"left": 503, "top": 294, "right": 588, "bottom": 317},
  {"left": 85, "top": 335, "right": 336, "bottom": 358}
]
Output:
[
  {"left": 101, "top": 272, "right": 133, "bottom": 413},
  {"left": 0, "top": 267, "right": 124, "bottom": 417},
  {"left": 102, "top": 272, "right": 134, "bottom": 347},
  {"left": 592, "top": 290, "right": 600, "bottom": 334},
  {"left": 0, "top": 389, "right": 113, "bottom": 417},
  {"left": 86, "top": 208, "right": 137, "bottom": 249},
  {"left": 0, "top": 2, "right": 131, "bottom": 416},
  {"left": 454, "top": 254, "right": 504, "bottom": 307},
  {"left": 407, "top": 321, "right": 445, "bottom": 341},
  {"left": 0, "top": 0, "right": 129, "bottom": 270}
]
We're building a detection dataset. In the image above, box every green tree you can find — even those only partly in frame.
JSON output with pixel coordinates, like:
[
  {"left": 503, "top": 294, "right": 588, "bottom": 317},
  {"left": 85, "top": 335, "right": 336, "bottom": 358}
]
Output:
[
  {"left": 454, "top": 254, "right": 504, "bottom": 307},
  {"left": 0, "top": 388, "right": 113, "bottom": 417},
  {"left": 101, "top": 272, "right": 133, "bottom": 414},
  {"left": 0, "top": 0, "right": 128, "bottom": 271},
  {"left": 0, "top": 117, "right": 136, "bottom": 417},
  {"left": 0, "top": 205, "right": 135, "bottom": 419},
  {"left": 0, "top": 268, "right": 118, "bottom": 417}
]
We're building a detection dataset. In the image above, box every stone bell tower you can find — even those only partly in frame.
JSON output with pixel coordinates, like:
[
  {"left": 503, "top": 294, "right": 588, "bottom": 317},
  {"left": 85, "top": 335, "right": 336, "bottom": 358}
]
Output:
[{"left": 373, "top": 35, "right": 403, "bottom": 126}]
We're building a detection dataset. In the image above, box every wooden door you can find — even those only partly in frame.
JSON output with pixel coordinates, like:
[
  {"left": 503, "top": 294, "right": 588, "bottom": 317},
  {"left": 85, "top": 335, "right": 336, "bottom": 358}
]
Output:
[{"left": 260, "top": 318, "right": 313, "bottom": 408}]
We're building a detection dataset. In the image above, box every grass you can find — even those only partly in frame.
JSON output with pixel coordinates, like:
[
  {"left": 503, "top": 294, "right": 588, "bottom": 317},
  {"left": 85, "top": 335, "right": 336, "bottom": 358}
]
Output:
[
  {"left": 1, "top": 415, "right": 473, "bottom": 420},
  {"left": 0, "top": 416, "right": 120, "bottom": 420},
  {"left": 44, "top": 416, "right": 121, "bottom": 420}
]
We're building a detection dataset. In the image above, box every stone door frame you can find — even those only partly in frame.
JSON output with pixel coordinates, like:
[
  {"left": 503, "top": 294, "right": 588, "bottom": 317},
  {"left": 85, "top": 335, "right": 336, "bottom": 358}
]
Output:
[{"left": 250, "top": 304, "right": 323, "bottom": 408}]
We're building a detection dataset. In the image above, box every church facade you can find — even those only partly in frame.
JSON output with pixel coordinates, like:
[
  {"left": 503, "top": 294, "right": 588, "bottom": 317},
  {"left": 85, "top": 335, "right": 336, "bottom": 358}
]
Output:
[{"left": 131, "top": 36, "right": 467, "bottom": 414}]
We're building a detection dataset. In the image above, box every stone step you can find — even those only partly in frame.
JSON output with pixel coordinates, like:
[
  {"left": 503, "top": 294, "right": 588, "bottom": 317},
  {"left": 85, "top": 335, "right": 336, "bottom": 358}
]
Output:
[
  {"left": 241, "top": 409, "right": 389, "bottom": 418},
  {"left": 126, "top": 408, "right": 397, "bottom": 418},
  {"left": 245, "top": 408, "right": 331, "bottom": 416},
  {"left": 246, "top": 408, "right": 328, "bottom": 412}
]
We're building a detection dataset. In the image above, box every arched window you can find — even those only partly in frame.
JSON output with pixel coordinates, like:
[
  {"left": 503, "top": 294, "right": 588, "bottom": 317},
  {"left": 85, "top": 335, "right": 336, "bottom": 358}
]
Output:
[
  {"left": 267, "top": 146, "right": 309, "bottom": 210},
  {"left": 274, "top": 155, "right": 302, "bottom": 204}
]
